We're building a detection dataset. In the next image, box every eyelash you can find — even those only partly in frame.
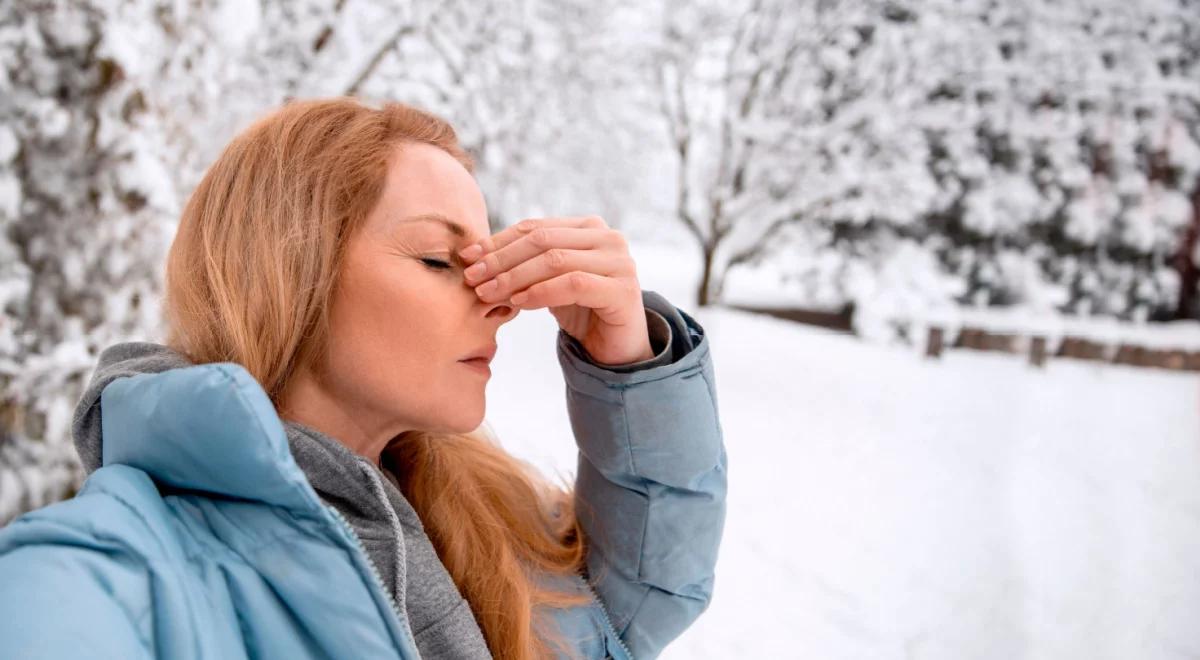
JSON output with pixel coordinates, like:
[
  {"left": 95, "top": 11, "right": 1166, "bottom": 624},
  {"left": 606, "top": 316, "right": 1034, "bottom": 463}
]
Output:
[{"left": 420, "top": 257, "right": 456, "bottom": 271}]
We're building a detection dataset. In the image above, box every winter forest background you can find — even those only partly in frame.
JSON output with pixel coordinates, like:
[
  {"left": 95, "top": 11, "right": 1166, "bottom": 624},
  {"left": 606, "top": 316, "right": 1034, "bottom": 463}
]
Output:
[{"left": 2, "top": 0, "right": 1200, "bottom": 658}]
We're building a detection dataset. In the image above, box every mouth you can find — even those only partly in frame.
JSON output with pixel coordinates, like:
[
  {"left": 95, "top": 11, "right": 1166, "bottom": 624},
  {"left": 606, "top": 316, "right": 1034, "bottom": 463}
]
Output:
[
  {"left": 458, "top": 357, "right": 492, "bottom": 376},
  {"left": 458, "top": 342, "right": 496, "bottom": 377},
  {"left": 459, "top": 343, "right": 498, "bottom": 365}
]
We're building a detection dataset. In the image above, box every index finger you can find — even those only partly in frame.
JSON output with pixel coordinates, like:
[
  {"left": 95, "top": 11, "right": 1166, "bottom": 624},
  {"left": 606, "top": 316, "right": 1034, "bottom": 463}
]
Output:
[{"left": 463, "top": 216, "right": 608, "bottom": 259}]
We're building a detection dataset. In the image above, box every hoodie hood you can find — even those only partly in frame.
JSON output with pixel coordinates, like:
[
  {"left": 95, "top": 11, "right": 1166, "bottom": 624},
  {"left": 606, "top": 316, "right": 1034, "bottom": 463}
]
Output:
[{"left": 71, "top": 341, "right": 193, "bottom": 475}]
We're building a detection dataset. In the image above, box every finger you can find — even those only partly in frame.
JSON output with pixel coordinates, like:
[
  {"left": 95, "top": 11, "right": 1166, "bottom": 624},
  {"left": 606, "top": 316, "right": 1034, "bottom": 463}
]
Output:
[
  {"left": 461, "top": 215, "right": 608, "bottom": 261},
  {"left": 509, "top": 271, "right": 636, "bottom": 318},
  {"left": 473, "top": 248, "right": 633, "bottom": 303},
  {"left": 462, "top": 226, "right": 620, "bottom": 285}
]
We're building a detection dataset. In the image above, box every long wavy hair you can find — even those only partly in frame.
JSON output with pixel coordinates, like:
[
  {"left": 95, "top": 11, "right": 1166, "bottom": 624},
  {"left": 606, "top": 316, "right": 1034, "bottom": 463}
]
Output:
[{"left": 162, "top": 97, "right": 592, "bottom": 659}]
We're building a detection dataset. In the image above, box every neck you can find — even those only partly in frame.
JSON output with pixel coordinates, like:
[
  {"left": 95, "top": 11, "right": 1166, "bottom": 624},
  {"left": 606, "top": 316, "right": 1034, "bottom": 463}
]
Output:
[{"left": 276, "top": 366, "right": 408, "bottom": 466}]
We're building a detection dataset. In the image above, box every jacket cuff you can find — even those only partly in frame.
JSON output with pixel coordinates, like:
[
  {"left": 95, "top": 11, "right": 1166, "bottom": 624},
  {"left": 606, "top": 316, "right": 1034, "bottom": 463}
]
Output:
[
  {"left": 557, "top": 290, "right": 697, "bottom": 379},
  {"left": 574, "top": 307, "right": 674, "bottom": 373}
]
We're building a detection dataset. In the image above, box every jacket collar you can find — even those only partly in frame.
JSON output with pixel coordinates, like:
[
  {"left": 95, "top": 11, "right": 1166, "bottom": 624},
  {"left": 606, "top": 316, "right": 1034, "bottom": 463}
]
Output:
[{"left": 74, "top": 342, "right": 323, "bottom": 513}]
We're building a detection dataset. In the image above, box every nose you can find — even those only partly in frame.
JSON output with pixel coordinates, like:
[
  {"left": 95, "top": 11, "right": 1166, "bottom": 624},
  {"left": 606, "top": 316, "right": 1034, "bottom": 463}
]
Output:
[
  {"left": 485, "top": 301, "right": 517, "bottom": 321},
  {"left": 480, "top": 296, "right": 518, "bottom": 324},
  {"left": 462, "top": 278, "right": 518, "bottom": 324}
]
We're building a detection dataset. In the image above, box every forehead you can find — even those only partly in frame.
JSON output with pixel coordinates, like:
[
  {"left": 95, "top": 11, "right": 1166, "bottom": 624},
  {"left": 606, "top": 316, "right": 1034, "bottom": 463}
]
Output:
[
  {"left": 396, "top": 213, "right": 481, "bottom": 244},
  {"left": 376, "top": 141, "right": 489, "bottom": 243}
]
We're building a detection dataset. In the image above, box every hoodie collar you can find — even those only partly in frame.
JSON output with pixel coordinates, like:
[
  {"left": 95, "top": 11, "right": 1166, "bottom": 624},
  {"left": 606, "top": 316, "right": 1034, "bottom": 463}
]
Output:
[{"left": 283, "top": 419, "right": 411, "bottom": 527}]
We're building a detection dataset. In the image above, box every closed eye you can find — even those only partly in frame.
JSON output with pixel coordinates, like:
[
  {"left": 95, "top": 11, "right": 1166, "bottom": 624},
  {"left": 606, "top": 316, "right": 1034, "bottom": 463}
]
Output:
[{"left": 421, "top": 258, "right": 453, "bottom": 270}]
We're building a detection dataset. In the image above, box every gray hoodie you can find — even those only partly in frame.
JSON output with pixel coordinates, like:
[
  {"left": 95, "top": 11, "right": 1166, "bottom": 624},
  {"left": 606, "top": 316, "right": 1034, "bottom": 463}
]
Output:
[{"left": 68, "top": 306, "right": 675, "bottom": 659}]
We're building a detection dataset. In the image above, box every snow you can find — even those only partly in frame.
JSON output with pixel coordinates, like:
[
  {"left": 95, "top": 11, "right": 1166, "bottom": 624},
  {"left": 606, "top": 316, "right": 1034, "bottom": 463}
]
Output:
[
  {"left": 0, "top": 125, "right": 17, "bottom": 163},
  {"left": 208, "top": 0, "right": 261, "bottom": 50},
  {"left": 0, "top": 172, "right": 20, "bottom": 219},
  {"left": 0, "top": 0, "right": 1196, "bottom": 653},
  {"left": 485, "top": 240, "right": 1200, "bottom": 660},
  {"left": 116, "top": 135, "right": 178, "bottom": 214},
  {"left": 720, "top": 227, "right": 1200, "bottom": 353},
  {"left": 847, "top": 240, "right": 967, "bottom": 345},
  {"left": 96, "top": 8, "right": 167, "bottom": 80}
]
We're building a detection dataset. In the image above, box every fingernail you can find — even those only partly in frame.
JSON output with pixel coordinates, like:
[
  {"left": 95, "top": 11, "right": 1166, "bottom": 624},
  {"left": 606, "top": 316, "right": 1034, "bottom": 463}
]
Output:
[
  {"left": 464, "top": 261, "right": 486, "bottom": 280},
  {"left": 475, "top": 280, "right": 498, "bottom": 297},
  {"left": 459, "top": 244, "right": 483, "bottom": 261}
]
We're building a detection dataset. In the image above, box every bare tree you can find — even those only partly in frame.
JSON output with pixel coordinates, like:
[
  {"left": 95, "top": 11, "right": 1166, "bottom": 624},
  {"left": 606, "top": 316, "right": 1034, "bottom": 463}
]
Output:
[{"left": 651, "top": 0, "right": 934, "bottom": 306}]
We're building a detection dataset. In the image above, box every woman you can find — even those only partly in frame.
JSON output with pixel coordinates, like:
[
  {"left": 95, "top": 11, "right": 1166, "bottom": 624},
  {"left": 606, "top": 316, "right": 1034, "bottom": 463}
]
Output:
[{"left": 0, "top": 98, "right": 727, "bottom": 659}]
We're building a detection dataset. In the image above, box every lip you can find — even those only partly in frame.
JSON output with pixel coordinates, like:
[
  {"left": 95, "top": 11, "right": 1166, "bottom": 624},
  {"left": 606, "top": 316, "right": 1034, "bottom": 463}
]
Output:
[
  {"left": 458, "top": 343, "right": 498, "bottom": 364},
  {"left": 458, "top": 342, "right": 497, "bottom": 377},
  {"left": 458, "top": 358, "right": 492, "bottom": 376}
]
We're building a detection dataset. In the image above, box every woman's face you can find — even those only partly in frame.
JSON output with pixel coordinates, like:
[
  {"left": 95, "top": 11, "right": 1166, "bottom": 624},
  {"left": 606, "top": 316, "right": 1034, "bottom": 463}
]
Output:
[{"left": 280, "top": 141, "right": 518, "bottom": 460}]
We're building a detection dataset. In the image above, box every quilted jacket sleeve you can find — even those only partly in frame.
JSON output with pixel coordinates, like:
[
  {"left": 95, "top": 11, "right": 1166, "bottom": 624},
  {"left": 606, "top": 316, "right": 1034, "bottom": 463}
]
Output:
[
  {"left": 0, "top": 497, "right": 155, "bottom": 659},
  {"left": 557, "top": 289, "right": 728, "bottom": 659}
]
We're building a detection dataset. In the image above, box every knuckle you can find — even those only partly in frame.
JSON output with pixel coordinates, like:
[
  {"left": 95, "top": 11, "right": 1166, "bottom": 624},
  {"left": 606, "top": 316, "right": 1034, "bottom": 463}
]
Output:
[
  {"left": 529, "top": 227, "right": 552, "bottom": 247},
  {"left": 583, "top": 215, "right": 607, "bottom": 228},
  {"left": 516, "top": 219, "right": 540, "bottom": 232},
  {"left": 608, "top": 229, "right": 629, "bottom": 250},
  {"left": 568, "top": 271, "right": 590, "bottom": 291},
  {"left": 544, "top": 248, "right": 568, "bottom": 270}
]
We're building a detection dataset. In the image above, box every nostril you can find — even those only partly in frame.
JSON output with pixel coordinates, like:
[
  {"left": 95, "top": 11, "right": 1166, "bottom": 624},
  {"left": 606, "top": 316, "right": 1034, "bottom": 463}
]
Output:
[{"left": 487, "top": 303, "right": 516, "bottom": 319}]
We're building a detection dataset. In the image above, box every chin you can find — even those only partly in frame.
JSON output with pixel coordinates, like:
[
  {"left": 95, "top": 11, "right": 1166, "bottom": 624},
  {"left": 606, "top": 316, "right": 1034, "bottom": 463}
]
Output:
[{"left": 436, "top": 409, "right": 485, "bottom": 435}]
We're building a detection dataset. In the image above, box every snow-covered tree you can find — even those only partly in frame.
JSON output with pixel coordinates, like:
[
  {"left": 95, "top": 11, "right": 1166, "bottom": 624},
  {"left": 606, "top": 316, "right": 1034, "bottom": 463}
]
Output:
[
  {"left": 0, "top": 0, "right": 183, "bottom": 521},
  {"left": 871, "top": 0, "right": 1200, "bottom": 321},
  {"left": 693, "top": 0, "right": 1200, "bottom": 325},
  {"left": 0, "top": 0, "right": 425, "bottom": 522},
  {"left": 353, "top": 0, "right": 657, "bottom": 229},
  {"left": 2, "top": 0, "right": 1197, "bottom": 522},
  {"left": 0, "top": 0, "right": 661, "bottom": 522},
  {"left": 648, "top": 0, "right": 947, "bottom": 306}
]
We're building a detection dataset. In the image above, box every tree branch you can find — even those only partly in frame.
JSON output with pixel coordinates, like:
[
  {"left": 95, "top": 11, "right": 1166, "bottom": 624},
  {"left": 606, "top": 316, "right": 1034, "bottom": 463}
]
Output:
[{"left": 344, "top": 24, "right": 417, "bottom": 96}]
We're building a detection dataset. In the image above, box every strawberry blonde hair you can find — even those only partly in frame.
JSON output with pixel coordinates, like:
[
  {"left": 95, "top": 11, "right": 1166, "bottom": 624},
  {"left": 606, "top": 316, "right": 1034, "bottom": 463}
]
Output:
[{"left": 163, "top": 97, "right": 592, "bottom": 658}]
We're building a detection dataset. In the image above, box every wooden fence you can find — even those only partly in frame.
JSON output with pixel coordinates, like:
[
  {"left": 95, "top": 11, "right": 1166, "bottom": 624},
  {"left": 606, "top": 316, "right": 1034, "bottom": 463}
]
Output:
[
  {"left": 931, "top": 326, "right": 1200, "bottom": 371},
  {"left": 729, "top": 304, "right": 1200, "bottom": 373}
]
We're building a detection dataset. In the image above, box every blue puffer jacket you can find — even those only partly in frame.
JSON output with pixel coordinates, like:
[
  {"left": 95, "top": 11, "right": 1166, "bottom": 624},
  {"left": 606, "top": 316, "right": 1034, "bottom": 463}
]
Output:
[{"left": 0, "top": 291, "right": 726, "bottom": 659}]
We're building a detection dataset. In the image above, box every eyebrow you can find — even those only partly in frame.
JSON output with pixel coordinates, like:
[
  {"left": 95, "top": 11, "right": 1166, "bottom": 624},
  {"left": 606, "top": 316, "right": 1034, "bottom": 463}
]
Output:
[{"left": 396, "top": 213, "right": 474, "bottom": 242}]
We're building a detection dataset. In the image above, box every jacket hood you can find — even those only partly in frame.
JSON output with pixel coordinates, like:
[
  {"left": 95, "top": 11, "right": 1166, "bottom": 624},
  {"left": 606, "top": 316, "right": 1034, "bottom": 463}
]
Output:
[{"left": 69, "top": 341, "right": 386, "bottom": 517}]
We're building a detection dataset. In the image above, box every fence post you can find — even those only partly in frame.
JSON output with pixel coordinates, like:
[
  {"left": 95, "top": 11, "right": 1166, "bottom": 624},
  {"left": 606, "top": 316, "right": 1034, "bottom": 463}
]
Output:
[
  {"left": 1029, "top": 336, "right": 1047, "bottom": 367},
  {"left": 926, "top": 326, "right": 944, "bottom": 358}
]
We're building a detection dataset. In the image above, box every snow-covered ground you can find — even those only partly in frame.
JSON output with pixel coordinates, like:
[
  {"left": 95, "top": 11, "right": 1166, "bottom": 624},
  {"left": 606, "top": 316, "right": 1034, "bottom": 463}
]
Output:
[{"left": 485, "top": 240, "right": 1200, "bottom": 660}]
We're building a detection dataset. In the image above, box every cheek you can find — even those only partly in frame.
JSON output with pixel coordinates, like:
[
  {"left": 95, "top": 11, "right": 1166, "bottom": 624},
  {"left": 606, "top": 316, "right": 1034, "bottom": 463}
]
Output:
[{"left": 326, "top": 259, "right": 454, "bottom": 388}]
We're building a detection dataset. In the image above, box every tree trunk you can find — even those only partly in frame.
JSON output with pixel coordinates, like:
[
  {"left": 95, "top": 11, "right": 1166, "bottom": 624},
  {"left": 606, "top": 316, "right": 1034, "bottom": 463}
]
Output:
[
  {"left": 697, "top": 243, "right": 716, "bottom": 307},
  {"left": 1175, "top": 174, "right": 1200, "bottom": 320}
]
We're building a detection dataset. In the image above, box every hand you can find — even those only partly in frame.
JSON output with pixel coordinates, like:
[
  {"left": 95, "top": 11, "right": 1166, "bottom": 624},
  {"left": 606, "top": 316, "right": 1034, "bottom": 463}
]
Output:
[{"left": 459, "top": 216, "right": 655, "bottom": 367}]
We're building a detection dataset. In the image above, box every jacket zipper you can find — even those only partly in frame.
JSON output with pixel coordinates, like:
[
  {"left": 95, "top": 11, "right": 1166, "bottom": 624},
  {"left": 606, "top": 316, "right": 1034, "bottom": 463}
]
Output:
[
  {"left": 332, "top": 501, "right": 629, "bottom": 660},
  {"left": 324, "top": 504, "right": 421, "bottom": 658},
  {"left": 580, "top": 576, "right": 635, "bottom": 660}
]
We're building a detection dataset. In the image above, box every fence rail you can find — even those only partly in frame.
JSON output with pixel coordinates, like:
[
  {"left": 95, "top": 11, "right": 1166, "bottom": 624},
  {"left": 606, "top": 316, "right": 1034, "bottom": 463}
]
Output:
[{"left": 729, "top": 304, "right": 1200, "bottom": 372}]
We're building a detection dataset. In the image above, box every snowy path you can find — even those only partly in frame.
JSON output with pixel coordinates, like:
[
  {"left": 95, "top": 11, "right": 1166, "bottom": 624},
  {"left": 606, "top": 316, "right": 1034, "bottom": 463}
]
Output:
[{"left": 485, "top": 241, "right": 1200, "bottom": 660}]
